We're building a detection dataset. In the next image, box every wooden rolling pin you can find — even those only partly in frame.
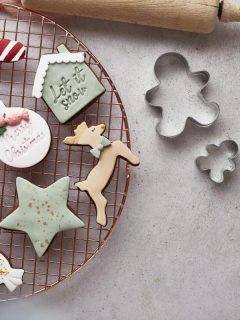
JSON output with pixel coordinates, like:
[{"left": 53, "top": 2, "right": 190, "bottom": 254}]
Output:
[{"left": 21, "top": 0, "right": 240, "bottom": 34}]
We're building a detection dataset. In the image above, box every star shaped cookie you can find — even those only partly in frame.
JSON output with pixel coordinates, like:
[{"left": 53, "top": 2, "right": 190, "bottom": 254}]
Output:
[{"left": 0, "top": 177, "right": 84, "bottom": 257}]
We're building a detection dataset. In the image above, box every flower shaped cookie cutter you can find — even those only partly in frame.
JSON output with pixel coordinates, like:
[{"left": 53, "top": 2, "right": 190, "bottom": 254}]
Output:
[
  {"left": 196, "top": 140, "right": 239, "bottom": 183},
  {"left": 146, "top": 52, "right": 220, "bottom": 138}
]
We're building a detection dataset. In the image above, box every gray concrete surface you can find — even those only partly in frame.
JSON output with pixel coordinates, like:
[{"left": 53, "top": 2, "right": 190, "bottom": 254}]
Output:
[{"left": 2, "top": 8, "right": 240, "bottom": 320}]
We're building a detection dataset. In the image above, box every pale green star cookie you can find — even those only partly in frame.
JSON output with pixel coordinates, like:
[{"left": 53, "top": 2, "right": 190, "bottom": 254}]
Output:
[{"left": 0, "top": 177, "right": 84, "bottom": 257}]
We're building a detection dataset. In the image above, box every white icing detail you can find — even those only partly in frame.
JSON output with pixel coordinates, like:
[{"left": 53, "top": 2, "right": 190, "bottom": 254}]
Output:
[
  {"left": 11, "top": 46, "right": 25, "bottom": 62},
  {"left": 0, "top": 102, "right": 51, "bottom": 168},
  {"left": 0, "top": 40, "right": 17, "bottom": 61},
  {"left": 0, "top": 253, "right": 24, "bottom": 292},
  {"left": 32, "top": 52, "right": 85, "bottom": 99},
  {"left": 0, "top": 100, "right": 6, "bottom": 112}
]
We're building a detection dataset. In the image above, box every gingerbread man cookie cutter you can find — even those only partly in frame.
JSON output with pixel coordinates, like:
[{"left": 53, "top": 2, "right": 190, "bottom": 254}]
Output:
[
  {"left": 146, "top": 52, "right": 220, "bottom": 138},
  {"left": 196, "top": 140, "right": 239, "bottom": 183}
]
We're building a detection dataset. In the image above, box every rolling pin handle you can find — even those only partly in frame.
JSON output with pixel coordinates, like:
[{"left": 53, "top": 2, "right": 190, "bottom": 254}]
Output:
[
  {"left": 20, "top": 0, "right": 240, "bottom": 34},
  {"left": 220, "top": 0, "right": 240, "bottom": 22}
]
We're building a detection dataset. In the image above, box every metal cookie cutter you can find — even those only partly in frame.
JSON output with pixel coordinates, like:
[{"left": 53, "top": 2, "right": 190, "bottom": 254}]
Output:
[
  {"left": 145, "top": 52, "right": 220, "bottom": 138},
  {"left": 196, "top": 140, "right": 239, "bottom": 183}
]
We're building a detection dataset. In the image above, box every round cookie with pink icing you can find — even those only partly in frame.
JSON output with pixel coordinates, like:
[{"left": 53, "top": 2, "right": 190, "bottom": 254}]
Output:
[{"left": 0, "top": 101, "right": 51, "bottom": 168}]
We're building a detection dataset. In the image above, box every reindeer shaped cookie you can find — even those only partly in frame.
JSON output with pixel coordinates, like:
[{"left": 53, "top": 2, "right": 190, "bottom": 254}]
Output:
[{"left": 64, "top": 122, "right": 140, "bottom": 226}]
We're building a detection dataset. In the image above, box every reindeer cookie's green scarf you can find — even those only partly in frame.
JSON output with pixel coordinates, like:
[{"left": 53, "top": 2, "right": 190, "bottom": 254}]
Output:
[{"left": 90, "top": 136, "right": 111, "bottom": 159}]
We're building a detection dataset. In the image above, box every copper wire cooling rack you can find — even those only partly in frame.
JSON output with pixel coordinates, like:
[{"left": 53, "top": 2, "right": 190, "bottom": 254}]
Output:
[{"left": 0, "top": 4, "right": 131, "bottom": 302}]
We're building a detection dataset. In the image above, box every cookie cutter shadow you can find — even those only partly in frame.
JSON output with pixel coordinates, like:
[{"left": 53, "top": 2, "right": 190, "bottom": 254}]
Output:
[
  {"left": 145, "top": 52, "right": 220, "bottom": 138},
  {"left": 196, "top": 140, "right": 239, "bottom": 184}
]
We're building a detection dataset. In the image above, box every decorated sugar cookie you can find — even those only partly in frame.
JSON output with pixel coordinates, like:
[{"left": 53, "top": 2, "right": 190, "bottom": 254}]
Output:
[
  {"left": 64, "top": 122, "right": 140, "bottom": 226},
  {"left": 0, "top": 253, "right": 24, "bottom": 292},
  {"left": 32, "top": 44, "right": 105, "bottom": 123},
  {"left": 0, "top": 39, "right": 26, "bottom": 62},
  {"left": 0, "top": 102, "right": 51, "bottom": 168},
  {"left": 0, "top": 177, "right": 84, "bottom": 257}
]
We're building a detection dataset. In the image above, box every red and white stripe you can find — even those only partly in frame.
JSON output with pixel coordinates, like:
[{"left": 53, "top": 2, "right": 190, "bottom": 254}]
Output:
[{"left": 0, "top": 39, "right": 26, "bottom": 62}]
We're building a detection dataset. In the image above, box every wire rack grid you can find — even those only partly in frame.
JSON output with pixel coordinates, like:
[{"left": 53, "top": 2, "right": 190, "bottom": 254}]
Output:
[{"left": 0, "top": 3, "right": 131, "bottom": 302}]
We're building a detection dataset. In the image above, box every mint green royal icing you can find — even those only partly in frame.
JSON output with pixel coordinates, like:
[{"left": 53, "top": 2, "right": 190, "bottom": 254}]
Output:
[
  {"left": 42, "top": 61, "right": 105, "bottom": 123},
  {"left": 0, "top": 177, "right": 84, "bottom": 257},
  {"left": 90, "top": 136, "right": 111, "bottom": 159}
]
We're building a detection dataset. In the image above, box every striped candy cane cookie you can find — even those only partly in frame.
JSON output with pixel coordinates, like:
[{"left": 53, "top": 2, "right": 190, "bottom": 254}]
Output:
[{"left": 0, "top": 39, "right": 26, "bottom": 62}]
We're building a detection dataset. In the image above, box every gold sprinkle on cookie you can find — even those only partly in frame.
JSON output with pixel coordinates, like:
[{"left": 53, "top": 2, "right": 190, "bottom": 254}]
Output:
[{"left": 0, "top": 177, "right": 84, "bottom": 257}]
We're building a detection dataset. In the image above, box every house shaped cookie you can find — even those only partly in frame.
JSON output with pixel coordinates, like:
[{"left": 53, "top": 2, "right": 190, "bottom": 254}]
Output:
[{"left": 32, "top": 44, "right": 105, "bottom": 123}]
